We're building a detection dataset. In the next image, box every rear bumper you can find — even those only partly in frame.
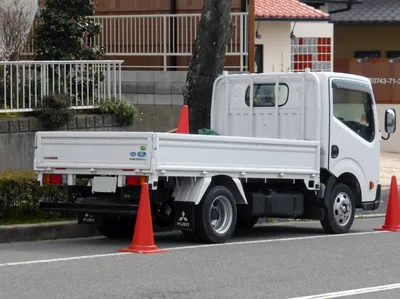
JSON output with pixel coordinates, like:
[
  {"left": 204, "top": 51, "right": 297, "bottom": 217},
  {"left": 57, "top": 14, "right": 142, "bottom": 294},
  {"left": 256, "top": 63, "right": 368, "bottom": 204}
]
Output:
[
  {"left": 39, "top": 202, "right": 138, "bottom": 216},
  {"left": 360, "top": 184, "right": 381, "bottom": 211}
]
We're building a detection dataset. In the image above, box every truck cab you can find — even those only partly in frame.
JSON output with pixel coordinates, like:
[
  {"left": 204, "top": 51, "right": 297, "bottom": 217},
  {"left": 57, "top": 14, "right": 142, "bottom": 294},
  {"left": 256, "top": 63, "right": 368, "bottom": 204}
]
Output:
[{"left": 210, "top": 71, "right": 392, "bottom": 211}]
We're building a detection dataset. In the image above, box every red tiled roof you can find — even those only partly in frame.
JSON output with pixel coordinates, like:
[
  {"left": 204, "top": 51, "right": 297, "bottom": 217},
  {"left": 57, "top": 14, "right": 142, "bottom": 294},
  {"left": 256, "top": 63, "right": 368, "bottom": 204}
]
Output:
[{"left": 255, "top": 0, "right": 329, "bottom": 20}]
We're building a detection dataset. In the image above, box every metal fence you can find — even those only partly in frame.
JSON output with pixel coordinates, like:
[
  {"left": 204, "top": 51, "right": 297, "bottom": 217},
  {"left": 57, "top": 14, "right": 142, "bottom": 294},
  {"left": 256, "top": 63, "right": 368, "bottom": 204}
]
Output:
[
  {"left": 0, "top": 60, "right": 123, "bottom": 113},
  {"left": 24, "top": 12, "right": 249, "bottom": 71}
]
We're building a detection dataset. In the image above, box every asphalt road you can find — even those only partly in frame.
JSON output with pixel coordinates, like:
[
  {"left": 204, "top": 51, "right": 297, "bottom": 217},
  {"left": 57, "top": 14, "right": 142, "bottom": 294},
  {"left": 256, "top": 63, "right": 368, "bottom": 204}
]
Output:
[{"left": 1, "top": 218, "right": 400, "bottom": 299}]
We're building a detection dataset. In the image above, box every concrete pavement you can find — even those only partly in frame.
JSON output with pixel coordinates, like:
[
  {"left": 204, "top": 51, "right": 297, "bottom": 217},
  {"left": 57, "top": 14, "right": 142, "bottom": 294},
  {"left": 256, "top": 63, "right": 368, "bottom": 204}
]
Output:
[
  {"left": 380, "top": 152, "right": 400, "bottom": 186},
  {"left": 0, "top": 218, "right": 400, "bottom": 299}
]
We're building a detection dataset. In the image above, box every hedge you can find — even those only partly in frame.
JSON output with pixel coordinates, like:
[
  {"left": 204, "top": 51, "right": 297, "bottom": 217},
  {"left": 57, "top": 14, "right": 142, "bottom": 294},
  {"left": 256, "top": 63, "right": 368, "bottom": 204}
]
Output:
[{"left": 0, "top": 170, "right": 72, "bottom": 225}]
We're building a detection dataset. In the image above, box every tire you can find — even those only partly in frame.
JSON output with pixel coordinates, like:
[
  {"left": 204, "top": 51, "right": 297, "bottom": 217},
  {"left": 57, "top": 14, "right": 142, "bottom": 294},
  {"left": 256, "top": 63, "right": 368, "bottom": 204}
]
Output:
[
  {"left": 195, "top": 185, "right": 237, "bottom": 244},
  {"left": 320, "top": 183, "right": 355, "bottom": 234},
  {"left": 236, "top": 215, "right": 259, "bottom": 229},
  {"left": 96, "top": 217, "right": 136, "bottom": 239}
]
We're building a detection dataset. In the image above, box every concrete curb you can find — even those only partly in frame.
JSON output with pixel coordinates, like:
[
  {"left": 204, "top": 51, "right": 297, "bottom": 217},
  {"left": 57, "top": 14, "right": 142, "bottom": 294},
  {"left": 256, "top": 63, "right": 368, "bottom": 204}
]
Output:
[
  {"left": 0, "top": 221, "right": 100, "bottom": 244},
  {"left": 355, "top": 214, "right": 386, "bottom": 219}
]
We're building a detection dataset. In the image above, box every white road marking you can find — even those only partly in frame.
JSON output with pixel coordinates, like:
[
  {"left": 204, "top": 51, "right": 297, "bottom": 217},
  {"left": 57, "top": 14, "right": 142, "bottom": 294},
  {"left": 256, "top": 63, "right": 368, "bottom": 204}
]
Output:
[
  {"left": 0, "top": 231, "right": 387, "bottom": 268},
  {"left": 166, "top": 231, "right": 386, "bottom": 251},
  {"left": 0, "top": 252, "right": 130, "bottom": 268},
  {"left": 287, "top": 283, "right": 400, "bottom": 298}
]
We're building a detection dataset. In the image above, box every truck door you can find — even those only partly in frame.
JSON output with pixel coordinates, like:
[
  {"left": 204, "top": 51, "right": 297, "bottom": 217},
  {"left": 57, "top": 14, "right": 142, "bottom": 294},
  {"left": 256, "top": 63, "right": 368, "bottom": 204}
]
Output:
[{"left": 328, "top": 77, "right": 380, "bottom": 204}]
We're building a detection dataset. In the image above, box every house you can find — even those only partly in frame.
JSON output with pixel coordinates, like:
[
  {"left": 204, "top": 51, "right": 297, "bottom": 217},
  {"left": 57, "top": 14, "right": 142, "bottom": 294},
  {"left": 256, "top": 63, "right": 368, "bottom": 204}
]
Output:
[
  {"left": 254, "top": 0, "right": 332, "bottom": 74},
  {"left": 330, "top": 0, "right": 400, "bottom": 152},
  {"left": 27, "top": 0, "right": 336, "bottom": 73}
]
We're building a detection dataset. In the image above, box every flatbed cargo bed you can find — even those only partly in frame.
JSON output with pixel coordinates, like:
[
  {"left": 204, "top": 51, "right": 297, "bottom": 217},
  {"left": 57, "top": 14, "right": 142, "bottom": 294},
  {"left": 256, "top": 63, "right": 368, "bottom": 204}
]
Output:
[{"left": 34, "top": 131, "right": 321, "bottom": 183}]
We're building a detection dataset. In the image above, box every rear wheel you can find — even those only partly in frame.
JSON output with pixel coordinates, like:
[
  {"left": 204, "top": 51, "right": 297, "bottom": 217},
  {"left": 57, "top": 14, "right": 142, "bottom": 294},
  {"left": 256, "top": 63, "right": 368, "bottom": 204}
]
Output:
[
  {"left": 320, "top": 183, "right": 355, "bottom": 234},
  {"left": 195, "top": 185, "right": 237, "bottom": 244},
  {"left": 96, "top": 216, "right": 136, "bottom": 239}
]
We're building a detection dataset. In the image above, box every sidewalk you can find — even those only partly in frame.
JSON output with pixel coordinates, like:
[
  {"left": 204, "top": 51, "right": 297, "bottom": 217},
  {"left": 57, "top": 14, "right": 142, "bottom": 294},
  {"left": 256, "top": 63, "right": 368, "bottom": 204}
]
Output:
[{"left": 380, "top": 152, "right": 400, "bottom": 187}]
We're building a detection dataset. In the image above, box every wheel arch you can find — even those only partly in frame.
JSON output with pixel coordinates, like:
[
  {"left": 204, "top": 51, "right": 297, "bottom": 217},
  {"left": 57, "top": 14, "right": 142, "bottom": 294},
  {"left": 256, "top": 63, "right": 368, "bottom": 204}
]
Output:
[
  {"left": 322, "top": 171, "right": 362, "bottom": 209},
  {"left": 172, "top": 175, "right": 247, "bottom": 205},
  {"left": 211, "top": 175, "right": 247, "bottom": 205},
  {"left": 326, "top": 158, "right": 367, "bottom": 208},
  {"left": 337, "top": 172, "right": 362, "bottom": 208}
]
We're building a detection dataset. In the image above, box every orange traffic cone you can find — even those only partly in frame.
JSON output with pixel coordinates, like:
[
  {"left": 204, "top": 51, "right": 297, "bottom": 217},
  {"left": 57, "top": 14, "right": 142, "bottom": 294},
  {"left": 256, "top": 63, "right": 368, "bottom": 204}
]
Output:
[
  {"left": 375, "top": 176, "right": 400, "bottom": 232},
  {"left": 176, "top": 105, "right": 189, "bottom": 134},
  {"left": 119, "top": 183, "right": 167, "bottom": 254}
]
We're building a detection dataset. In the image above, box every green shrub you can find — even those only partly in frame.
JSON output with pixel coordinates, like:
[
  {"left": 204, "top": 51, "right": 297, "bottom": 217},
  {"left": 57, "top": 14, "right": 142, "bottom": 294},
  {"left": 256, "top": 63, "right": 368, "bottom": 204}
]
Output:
[
  {"left": 35, "top": 93, "right": 76, "bottom": 130},
  {"left": 0, "top": 170, "right": 70, "bottom": 225},
  {"left": 97, "top": 98, "right": 137, "bottom": 127}
]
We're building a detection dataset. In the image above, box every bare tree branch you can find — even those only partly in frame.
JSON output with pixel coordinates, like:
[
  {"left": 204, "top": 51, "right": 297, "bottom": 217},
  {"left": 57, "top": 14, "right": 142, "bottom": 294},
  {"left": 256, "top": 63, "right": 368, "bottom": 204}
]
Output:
[{"left": 0, "top": 0, "right": 36, "bottom": 61}]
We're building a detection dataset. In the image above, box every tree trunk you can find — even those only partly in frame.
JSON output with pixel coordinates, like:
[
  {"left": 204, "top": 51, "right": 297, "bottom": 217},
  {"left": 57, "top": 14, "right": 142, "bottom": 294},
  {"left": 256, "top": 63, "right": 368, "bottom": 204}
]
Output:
[{"left": 182, "top": 0, "right": 233, "bottom": 134}]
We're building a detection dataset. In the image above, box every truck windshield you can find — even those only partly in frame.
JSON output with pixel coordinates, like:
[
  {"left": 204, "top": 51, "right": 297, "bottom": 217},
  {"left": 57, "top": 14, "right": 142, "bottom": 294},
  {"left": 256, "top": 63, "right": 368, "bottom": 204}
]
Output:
[{"left": 332, "top": 80, "right": 375, "bottom": 142}]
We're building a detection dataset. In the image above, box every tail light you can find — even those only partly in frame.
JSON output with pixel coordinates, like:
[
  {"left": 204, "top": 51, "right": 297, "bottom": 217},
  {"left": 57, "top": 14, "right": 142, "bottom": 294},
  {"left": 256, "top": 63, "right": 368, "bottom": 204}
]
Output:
[
  {"left": 126, "top": 176, "right": 146, "bottom": 186},
  {"left": 43, "top": 174, "right": 63, "bottom": 185}
]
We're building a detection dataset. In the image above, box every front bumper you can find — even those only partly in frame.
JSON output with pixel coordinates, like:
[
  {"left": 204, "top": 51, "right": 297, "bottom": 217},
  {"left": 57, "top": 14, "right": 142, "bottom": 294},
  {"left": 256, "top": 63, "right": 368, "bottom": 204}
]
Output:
[{"left": 360, "top": 184, "right": 381, "bottom": 211}]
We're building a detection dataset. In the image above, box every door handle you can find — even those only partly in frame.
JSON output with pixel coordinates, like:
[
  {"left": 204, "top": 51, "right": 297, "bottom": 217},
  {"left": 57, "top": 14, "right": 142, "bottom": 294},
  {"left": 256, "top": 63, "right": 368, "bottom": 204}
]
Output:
[{"left": 331, "top": 145, "right": 339, "bottom": 159}]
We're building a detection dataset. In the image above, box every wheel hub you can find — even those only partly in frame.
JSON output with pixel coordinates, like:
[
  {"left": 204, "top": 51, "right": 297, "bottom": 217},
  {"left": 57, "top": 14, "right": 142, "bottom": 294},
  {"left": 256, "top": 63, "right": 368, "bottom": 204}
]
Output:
[
  {"left": 334, "top": 192, "right": 352, "bottom": 227},
  {"left": 209, "top": 195, "right": 233, "bottom": 235}
]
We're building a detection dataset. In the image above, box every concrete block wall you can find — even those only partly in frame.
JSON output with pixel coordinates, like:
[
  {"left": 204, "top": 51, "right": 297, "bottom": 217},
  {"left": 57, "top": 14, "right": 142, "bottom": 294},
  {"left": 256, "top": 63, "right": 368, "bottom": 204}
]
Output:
[
  {"left": 0, "top": 105, "right": 181, "bottom": 171},
  {"left": 0, "top": 115, "right": 126, "bottom": 172},
  {"left": 121, "top": 71, "right": 187, "bottom": 106}
]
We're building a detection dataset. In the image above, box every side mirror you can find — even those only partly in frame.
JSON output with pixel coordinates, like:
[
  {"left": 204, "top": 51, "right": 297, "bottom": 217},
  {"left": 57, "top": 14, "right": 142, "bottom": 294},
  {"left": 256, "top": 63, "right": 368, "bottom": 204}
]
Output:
[{"left": 383, "top": 108, "right": 396, "bottom": 140}]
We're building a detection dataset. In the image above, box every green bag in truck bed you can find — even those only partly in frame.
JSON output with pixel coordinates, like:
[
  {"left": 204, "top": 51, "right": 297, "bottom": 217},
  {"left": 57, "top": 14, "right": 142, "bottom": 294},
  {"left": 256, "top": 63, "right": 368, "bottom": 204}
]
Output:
[{"left": 198, "top": 128, "right": 219, "bottom": 135}]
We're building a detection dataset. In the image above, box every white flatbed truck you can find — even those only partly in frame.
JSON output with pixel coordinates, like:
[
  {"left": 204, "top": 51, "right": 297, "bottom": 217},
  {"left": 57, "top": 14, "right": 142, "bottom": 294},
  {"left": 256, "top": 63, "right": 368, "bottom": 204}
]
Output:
[{"left": 34, "top": 70, "right": 397, "bottom": 244}]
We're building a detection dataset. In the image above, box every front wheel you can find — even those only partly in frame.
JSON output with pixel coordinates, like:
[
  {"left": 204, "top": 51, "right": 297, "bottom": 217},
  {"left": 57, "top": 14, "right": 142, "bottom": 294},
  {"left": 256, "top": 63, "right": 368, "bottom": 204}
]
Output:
[
  {"left": 195, "top": 185, "right": 237, "bottom": 244},
  {"left": 320, "top": 183, "right": 355, "bottom": 234}
]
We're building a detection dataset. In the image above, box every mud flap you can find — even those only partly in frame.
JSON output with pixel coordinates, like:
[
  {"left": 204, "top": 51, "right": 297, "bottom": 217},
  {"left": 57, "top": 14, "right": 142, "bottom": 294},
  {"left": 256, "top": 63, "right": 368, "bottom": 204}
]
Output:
[
  {"left": 174, "top": 202, "right": 195, "bottom": 231},
  {"left": 78, "top": 213, "right": 103, "bottom": 225}
]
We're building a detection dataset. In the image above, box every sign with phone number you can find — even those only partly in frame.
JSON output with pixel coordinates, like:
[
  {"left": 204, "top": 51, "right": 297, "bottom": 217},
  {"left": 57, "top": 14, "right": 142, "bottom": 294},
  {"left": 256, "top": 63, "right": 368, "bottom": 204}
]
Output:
[{"left": 369, "top": 77, "right": 400, "bottom": 84}]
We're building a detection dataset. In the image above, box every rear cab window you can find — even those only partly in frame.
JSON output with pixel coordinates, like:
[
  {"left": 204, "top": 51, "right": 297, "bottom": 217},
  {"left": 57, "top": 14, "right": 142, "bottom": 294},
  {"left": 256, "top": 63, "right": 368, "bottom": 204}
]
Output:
[{"left": 245, "top": 84, "right": 289, "bottom": 107}]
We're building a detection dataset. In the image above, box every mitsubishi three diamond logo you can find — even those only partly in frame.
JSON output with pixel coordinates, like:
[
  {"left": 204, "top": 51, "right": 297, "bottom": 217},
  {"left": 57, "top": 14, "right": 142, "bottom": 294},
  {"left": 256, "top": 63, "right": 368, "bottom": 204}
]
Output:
[
  {"left": 179, "top": 211, "right": 188, "bottom": 222},
  {"left": 177, "top": 211, "right": 190, "bottom": 227}
]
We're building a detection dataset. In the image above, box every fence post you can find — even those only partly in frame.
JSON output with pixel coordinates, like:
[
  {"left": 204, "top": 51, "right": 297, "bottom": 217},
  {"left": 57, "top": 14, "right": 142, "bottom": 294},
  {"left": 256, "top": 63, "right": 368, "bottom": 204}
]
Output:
[
  {"left": 163, "top": 15, "right": 167, "bottom": 71},
  {"left": 240, "top": 14, "right": 244, "bottom": 72},
  {"left": 118, "top": 62, "right": 122, "bottom": 101},
  {"left": 107, "top": 62, "right": 111, "bottom": 99},
  {"left": 41, "top": 63, "right": 47, "bottom": 98}
]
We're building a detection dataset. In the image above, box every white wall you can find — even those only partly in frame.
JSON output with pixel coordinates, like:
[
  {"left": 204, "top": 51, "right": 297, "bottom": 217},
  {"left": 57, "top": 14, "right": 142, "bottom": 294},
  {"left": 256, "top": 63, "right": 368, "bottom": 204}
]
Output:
[
  {"left": 255, "top": 18, "right": 333, "bottom": 74},
  {"left": 377, "top": 104, "right": 400, "bottom": 153},
  {"left": 255, "top": 21, "right": 291, "bottom": 73},
  {"left": 291, "top": 21, "right": 333, "bottom": 39}
]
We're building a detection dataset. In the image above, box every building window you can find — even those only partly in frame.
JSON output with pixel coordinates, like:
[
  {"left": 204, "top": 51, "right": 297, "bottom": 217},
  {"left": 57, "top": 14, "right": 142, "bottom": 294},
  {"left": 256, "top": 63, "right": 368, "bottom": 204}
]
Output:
[
  {"left": 332, "top": 79, "right": 375, "bottom": 142},
  {"left": 387, "top": 51, "right": 400, "bottom": 58},
  {"left": 245, "top": 84, "right": 289, "bottom": 107},
  {"left": 291, "top": 37, "right": 332, "bottom": 72},
  {"left": 354, "top": 51, "right": 380, "bottom": 59}
]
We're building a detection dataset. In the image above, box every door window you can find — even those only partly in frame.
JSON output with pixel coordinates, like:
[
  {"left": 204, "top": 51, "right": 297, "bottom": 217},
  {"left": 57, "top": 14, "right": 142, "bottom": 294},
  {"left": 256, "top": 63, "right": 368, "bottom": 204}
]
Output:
[{"left": 332, "top": 80, "right": 375, "bottom": 142}]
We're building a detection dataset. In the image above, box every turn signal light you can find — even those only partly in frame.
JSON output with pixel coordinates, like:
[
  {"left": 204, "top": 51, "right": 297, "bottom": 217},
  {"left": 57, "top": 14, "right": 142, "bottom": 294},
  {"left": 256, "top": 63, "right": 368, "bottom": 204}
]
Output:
[
  {"left": 370, "top": 181, "right": 375, "bottom": 190},
  {"left": 126, "top": 176, "right": 147, "bottom": 186},
  {"left": 43, "top": 174, "right": 63, "bottom": 185}
]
